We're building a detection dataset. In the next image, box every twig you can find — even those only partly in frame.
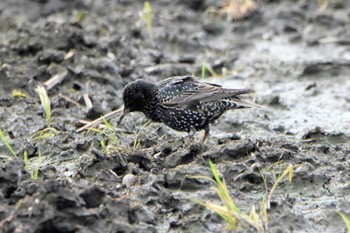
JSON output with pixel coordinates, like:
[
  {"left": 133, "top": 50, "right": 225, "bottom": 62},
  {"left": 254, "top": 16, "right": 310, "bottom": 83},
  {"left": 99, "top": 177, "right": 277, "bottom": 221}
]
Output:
[
  {"left": 58, "top": 93, "right": 81, "bottom": 107},
  {"left": 44, "top": 70, "right": 68, "bottom": 90},
  {"left": 83, "top": 93, "right": 93, "bottom": 111},
  {"left": 76, "top": 108, "right": 123, "bottom": 132}
]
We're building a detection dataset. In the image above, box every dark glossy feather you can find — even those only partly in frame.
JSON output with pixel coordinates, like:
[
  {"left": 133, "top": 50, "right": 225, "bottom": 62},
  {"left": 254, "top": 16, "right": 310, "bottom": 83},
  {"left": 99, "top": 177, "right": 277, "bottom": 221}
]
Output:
[{"left": 157, "top": 76, "right": 253, "bottom": 107}]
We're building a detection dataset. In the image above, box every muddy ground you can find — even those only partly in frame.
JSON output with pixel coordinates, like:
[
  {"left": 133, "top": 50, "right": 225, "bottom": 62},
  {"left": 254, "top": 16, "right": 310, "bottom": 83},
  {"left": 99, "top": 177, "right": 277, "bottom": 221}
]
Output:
[{"left": 0, "top": 0, "right": 350, "bottom": 232}]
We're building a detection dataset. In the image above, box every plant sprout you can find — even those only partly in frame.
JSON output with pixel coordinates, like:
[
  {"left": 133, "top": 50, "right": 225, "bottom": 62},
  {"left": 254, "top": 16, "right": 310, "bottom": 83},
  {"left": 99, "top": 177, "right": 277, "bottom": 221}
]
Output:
[
  {"left": 35, "top": 85, "right": 51, "bottom": 128},
  {"left": 32, "top": 149, "right": 42, "bottom": 181},
  {"left": 0, "top": 129, "right": 17, "bottom": 158},
  {"left": 139, "top": 1, "right": 153, "bottom": 40}
]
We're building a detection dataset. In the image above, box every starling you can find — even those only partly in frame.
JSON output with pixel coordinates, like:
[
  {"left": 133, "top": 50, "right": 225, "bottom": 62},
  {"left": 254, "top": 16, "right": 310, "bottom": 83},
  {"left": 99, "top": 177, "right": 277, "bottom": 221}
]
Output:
[{"left": 118, "top": 76, "right": 258, "bottom": 143}]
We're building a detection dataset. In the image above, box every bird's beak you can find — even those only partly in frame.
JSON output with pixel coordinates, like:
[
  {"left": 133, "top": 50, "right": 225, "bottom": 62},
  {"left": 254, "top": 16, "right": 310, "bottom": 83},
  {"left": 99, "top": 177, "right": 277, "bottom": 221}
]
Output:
[{"left": 117, "top": 108, "right": 130, "bottom": 125}]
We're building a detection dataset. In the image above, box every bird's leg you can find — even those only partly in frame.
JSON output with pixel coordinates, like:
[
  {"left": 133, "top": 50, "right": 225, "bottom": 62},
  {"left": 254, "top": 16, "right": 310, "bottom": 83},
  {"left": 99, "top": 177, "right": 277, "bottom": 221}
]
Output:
[
  {"left": 201, "top": 125, "right": 210, "bottom": 144},
  {"left": 187, "top": 128, "right": 196, "bottom": 141}
]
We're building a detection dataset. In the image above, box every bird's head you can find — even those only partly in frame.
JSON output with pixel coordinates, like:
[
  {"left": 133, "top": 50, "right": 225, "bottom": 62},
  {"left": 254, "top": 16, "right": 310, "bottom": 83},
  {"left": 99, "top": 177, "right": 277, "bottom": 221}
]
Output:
[{"left": 117, "top": 80, "right": 157, "bottom": 124}]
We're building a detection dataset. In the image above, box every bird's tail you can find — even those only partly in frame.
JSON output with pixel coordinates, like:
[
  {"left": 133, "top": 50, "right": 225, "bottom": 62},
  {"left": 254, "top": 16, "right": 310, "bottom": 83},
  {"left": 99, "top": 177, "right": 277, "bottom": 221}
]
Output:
[{"left": 221, "top": 98, "right": 262, "bottom": 109}]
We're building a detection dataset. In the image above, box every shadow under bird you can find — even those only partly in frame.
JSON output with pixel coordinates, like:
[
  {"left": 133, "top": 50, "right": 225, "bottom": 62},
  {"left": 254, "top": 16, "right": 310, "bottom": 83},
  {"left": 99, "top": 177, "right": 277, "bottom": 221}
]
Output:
[{"left": 117, "top": 76, "right": 259, "bottom": 143}]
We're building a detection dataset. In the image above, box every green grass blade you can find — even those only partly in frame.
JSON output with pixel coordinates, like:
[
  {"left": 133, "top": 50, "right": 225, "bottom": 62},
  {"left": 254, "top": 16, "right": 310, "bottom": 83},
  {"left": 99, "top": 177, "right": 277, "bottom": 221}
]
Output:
[
  {"left": 32, "top": 149, "right": 42, "bottom": 180},
  {"left": 339, "top": 212, "right": 350, "bottom": 233},
  {"left": 205, "top": 63, "right": 218, "bottom": 77},
  {"left": 144, "top": 1, "right": 152, "bottom": 36},
  {"left": 208, "top": 160, "right": 221, "bottom": 184},
  {"left": 134, "top": 120, "right": 151, "bottom": 148},
  {"left": 23, "top": 150, "right": 29, "bottom": 171},
  {"left": 102, "top": 117, "right": 114, "bottom": 133},
  {"left": 209, "top": 160, "right": 240, "bottom": 214},
  {"left": 201, "top": 61, "right": 206, "bottom": 79},
  {"left": 267, "top": 164, "right": 294, "bottom": 209},
  {"left": 29, "top": 127, "right": 58, "bottom": 141},
  {"left": 88, "top": 127, "right": 119, "bottom": 145},
  {"left": 0, "top": 129, "right": 17, "bottom": 158},
  {"left": 35, "top": 85, "right": 51, "bottom": 127},
  {"left": 140, "top": 1, "right": 153, "bottom": 40}
]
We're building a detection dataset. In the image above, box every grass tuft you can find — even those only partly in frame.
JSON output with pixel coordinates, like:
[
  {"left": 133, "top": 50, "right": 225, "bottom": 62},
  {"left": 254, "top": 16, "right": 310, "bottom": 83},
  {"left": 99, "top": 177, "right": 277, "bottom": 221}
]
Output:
[
  {"left": 88, "top": 117, "right": 119, "bottom": 144},
  {"left": 192, "top": 160, "right": 268, "bottom": 232},
  {"left": 35, "top": 85, "right": 51, "bottom": 128},
  {"left": 87, "top": 117, "right": 123, "bottom": 155},
  {"left": 191, "top": 160, "right": 295, "bottom": 232},
  {"left": 268, "top": 164, "right": 293, "bottom": 209},
  {"left": 259, "top": 161, "right": 294, "bottom": 209},
  {"left": 32, "top": 85, "right": 59, "bottom": 140}
]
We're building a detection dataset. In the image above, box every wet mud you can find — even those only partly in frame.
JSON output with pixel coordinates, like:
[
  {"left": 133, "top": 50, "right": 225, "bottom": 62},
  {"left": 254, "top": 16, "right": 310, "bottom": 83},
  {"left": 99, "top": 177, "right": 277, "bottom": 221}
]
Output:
[{"left": 0, "top": 0, "right": 349, "bottom": 232}]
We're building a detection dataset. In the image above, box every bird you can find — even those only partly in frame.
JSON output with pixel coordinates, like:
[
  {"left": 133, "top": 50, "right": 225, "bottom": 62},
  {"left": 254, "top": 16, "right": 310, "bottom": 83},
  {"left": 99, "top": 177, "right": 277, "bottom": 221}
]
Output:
[{"left": 117, "top": 76, "right": 258, "bottom": 143}]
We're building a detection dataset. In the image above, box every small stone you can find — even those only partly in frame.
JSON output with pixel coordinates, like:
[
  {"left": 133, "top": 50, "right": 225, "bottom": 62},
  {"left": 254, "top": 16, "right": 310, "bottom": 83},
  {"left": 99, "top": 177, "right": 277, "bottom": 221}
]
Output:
[{"left": 122, "top": 174, "right": 137, "bottom": 187}]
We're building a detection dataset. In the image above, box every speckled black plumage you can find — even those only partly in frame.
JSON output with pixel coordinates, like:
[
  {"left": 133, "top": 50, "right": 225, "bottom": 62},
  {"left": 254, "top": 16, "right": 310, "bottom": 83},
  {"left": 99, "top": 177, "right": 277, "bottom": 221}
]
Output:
[{"left": 118, "top": 76, "right": 256, "bottom": 142}]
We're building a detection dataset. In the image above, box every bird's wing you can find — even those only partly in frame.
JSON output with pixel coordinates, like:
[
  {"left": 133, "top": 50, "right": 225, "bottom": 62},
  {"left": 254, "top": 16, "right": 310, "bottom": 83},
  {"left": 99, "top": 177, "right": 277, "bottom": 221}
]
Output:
[{"left": 157, "top": 76, "right": 254, "bottom": 107}]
